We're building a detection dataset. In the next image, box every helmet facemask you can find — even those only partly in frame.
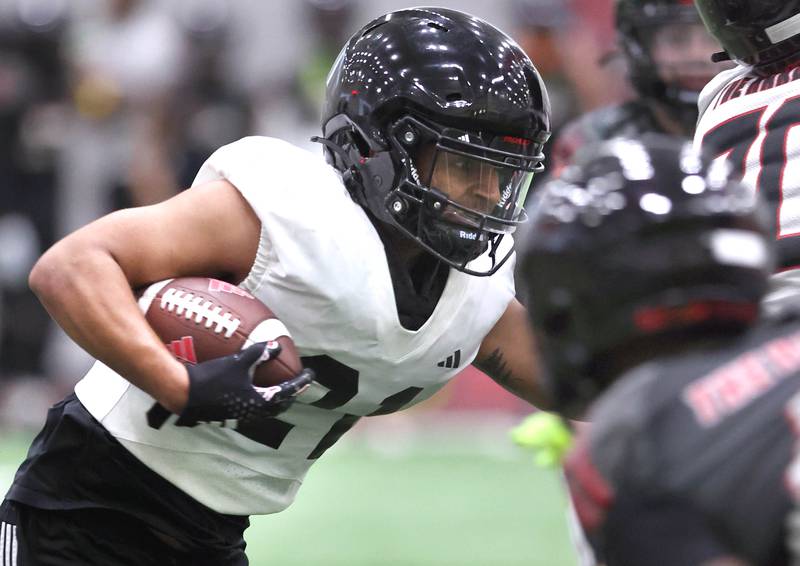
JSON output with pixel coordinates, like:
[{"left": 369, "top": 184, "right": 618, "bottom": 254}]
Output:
[{"left": 381, "top": 115, "right": 544, "bottom": 276}]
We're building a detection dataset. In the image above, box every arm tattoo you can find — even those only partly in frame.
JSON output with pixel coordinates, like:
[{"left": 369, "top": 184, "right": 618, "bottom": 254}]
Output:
[{"left": 474, "top": 348, "right": 514, "bottom": 386}]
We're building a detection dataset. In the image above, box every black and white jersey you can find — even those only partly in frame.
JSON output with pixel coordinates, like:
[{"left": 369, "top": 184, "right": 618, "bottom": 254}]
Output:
[
  {"left": 564, "top": 317, "right": 800, "bottom": 565},
  {"left": 694, "top": 64, "right": 800, "bottom": 312},
  {"left": 73, "top": 136, "right": 517, "bottom": 516}
]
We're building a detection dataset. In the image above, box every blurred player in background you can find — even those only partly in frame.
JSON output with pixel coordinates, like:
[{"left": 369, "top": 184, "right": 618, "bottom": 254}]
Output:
[
  {"left": 0, "top": 2, "right": 69, "bottom": 385},
  {"left": 520, "top": 134, "right": 799, "bottom": 566},
  {"left": 693, "top": 0, "right": 800, "bottom": 316},
  {"left": 511, "top": 0, "right": 583, "bottom": 163},
  {"left": 62, "top": 0, "right": 186, "bottom": 224},
  {"left": 292, "top": 0, "right": 356, "bottom": 123},
  {"left": 549, "top": 0, "right": 723, "bottom": 175},
  {"left": 511, "top": 0, "right": 723, "bottom": 484},
  {"left": 169, "top": 0, "right": 254, "bottom": 190},
  {"left": 557, "top": 0, "right": 630, "bottom": 114},
  {"left": 511, "top": 0, "right": 723, "bottom": 465},
  {"left": 0, "top": 8, "right": 552, "bottom": 565}
]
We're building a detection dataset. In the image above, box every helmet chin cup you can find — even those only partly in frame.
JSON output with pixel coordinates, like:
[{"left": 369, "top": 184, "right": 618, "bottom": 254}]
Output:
[{"left": 420, "top": 216, "right": 489, "bottom": 266}]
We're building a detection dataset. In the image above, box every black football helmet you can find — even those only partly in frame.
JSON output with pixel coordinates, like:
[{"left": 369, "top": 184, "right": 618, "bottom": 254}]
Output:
[
  {"left": 694, "top": 0, "right": 800, "bottom": 75},
  {"left": 315, "top": 7, "right": 551, "bottom": 276},
  {"left": 519, "top": 134, "right": 773, "bottom": 416},
  {"left": 615, "top": 0, "right": 716, "bottom": 130}
]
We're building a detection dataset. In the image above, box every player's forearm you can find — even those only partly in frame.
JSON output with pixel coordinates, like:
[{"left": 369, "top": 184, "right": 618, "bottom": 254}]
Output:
[
  {"left": 29, "top": 240, "right": 189, "bottom": 412},
  {"left": 475, "top": 298, "right": 553, "bottom": 409},
  {"left": 473, "top": 348, "right": 552, "bottom": 409}
]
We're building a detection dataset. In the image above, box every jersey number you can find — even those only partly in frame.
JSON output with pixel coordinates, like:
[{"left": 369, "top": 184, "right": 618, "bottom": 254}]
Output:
[
  {"left": 701, "top": 95, "right": 800, "bottom": 268},
  {"left": 258, "top": 355, "right": 424, "bottom": 459}
]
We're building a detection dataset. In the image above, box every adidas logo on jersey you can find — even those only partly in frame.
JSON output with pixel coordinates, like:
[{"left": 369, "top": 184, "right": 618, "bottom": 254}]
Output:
[{"left": 437, "top": 349, "right": 462, "bottom": 369}]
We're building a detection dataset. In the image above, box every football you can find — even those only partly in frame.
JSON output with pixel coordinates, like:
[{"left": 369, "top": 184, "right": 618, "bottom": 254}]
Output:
[{"left": 136, "top": 277, "right": 302, "bottom": 387}]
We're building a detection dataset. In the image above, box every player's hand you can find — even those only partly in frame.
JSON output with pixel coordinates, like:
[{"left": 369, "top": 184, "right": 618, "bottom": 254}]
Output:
[
  {"left": 510, "top": 412, "right": 573, "bottom": 468},
  {"left": 146, "top": 342, "right": 313, "bottom": 430}
]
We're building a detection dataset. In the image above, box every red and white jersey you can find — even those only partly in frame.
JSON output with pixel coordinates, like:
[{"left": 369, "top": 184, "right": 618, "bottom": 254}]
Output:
[
  {"left": 694, "top": 64, "right": 800, "bottom": 311},
  {"left": 74, "top": 136, "right": 516, "bottom": 516}
]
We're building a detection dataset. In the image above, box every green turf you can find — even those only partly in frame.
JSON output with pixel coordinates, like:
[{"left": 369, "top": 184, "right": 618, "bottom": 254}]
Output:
[{"left": 0, "top": 430, "right": 577, "bottom": 566}]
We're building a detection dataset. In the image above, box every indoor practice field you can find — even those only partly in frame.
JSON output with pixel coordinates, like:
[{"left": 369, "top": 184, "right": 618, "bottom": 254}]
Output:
[{"left": 0, "top": 416, "right": 578, "bottom": 566}]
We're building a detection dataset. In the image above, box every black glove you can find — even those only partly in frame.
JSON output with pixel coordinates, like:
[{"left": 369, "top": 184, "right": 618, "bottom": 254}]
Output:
[{"left": 147, "top": 342, "right": 313, "bottom": 431}]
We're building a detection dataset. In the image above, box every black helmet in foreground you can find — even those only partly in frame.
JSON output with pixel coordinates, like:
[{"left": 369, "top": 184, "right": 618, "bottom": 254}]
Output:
[
  {"left": 316, "top": 7, "right": 551, "bottom": 276},
  {"left": 519, "top": 134, "right": 774, "bottom": 416},
  {"left": 694, "top": 0, "right": 800, "bottom": 75}
]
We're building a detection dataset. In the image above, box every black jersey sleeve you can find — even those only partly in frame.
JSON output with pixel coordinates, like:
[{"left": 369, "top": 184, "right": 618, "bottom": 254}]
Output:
[
  {"left": 567, "top": 321, "right": 800, "bottom": 566},
  {"left": 603, "top": 490, "right": 739, "bottom": 566},
  {"left": 565, "top": 430, "right": 745, "bottom": 566}
]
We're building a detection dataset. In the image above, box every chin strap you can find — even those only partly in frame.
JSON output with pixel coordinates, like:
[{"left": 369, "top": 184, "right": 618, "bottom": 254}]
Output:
[{"left": 711, "top": 51, "right": 731, "bottom": 63}]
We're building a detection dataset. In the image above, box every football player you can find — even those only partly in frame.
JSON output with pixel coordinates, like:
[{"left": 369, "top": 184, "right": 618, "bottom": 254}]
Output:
[
  {"left": 519, "top": 134, "right": 798, "bottom": 566},
  {"left": 0, "top": 8, "right": 552, "bottom": 565},
  {"left": 693, "top": 1, "right": 800, "bottom": 316},
  {"left": 549, "top": 0, "right": 723, "bottom": 175}
]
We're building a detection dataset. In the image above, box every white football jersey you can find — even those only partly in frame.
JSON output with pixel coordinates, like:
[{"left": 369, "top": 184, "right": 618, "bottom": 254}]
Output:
[
  {"left": 75, "top": 136, "right": 516, "bottom": 515},
  {"left": 694, "top": 64, "right": 800, "bottom": 312}
]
